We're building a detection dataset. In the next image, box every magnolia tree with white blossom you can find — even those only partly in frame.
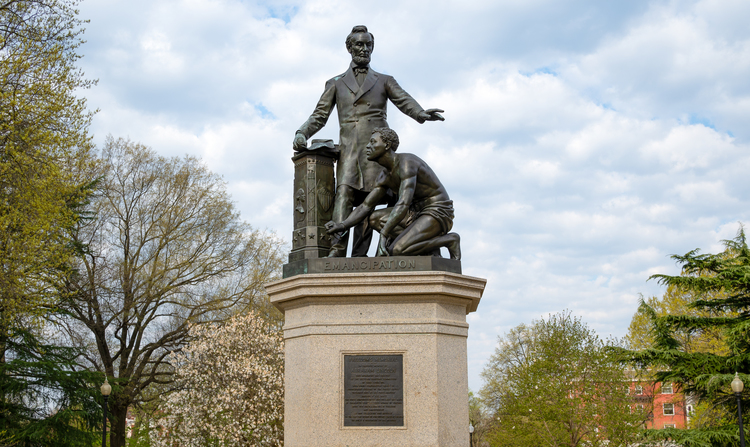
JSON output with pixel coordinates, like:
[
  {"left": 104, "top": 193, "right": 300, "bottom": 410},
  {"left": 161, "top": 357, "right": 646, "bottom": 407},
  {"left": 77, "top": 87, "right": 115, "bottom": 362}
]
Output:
[{"left": 154, "top": 309, "right": 284, "bottom": 447}]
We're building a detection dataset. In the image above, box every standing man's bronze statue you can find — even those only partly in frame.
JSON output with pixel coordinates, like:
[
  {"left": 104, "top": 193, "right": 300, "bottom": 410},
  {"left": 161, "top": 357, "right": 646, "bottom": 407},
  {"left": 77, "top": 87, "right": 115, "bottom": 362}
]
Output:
[
  {"left": 293, "top": 25, "right": 444, "bottom": 258},
  {"left": 325, "top": 128, "right": 461, "bottom": 260}
]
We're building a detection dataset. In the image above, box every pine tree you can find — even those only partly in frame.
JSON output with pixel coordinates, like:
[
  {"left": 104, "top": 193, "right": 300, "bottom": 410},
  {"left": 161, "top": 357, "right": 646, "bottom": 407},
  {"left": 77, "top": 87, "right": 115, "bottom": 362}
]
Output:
[
  {"left": 620, "top": 227, "right": 750, "bottom": 447},
  {"left": 0, "top": 327, "right": 104, "bottom": 447}
]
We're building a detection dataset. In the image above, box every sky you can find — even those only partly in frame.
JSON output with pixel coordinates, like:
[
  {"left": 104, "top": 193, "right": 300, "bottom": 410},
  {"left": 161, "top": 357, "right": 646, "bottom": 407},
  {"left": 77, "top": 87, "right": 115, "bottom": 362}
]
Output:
[{"left": 75, "top": 0, "right": 750, "bottom": 392}]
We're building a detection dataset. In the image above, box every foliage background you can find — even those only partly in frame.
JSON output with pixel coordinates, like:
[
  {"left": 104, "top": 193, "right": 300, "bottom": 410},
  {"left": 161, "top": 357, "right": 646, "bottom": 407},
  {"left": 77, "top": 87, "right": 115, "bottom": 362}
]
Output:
[
  {"left": 619, "top": 230, "right": 750, "bottom": 447},
  {"left": 480, "top": 312, "right": 646, "bottom": 447}
]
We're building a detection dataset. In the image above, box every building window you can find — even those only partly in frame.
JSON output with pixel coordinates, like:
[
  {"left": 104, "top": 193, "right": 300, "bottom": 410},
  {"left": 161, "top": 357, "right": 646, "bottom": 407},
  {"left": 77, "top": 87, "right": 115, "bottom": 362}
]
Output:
[
  {"left": 663, "top": 403, "right": 674, "bottom": 415},
  {"left": 635, "top": 385, "right": 643, "bottom": 395},
  {"left": 661, "top": 383, "right": 673, "bottom": 394},
  {"left": 687, "top": 405, "right": 694, "bottom": 414},
  {"left": 664, "top": 424, "right": 675, "bottom": 429},
  {"left": 636, "top": 404, "right": 644, "bottom": 413}
]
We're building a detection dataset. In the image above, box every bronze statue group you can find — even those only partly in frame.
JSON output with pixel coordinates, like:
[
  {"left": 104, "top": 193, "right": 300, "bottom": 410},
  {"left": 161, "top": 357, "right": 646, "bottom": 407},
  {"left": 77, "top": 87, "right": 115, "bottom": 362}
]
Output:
[{"left": 294, "top": 26, "right": 460, "bottom": 260}]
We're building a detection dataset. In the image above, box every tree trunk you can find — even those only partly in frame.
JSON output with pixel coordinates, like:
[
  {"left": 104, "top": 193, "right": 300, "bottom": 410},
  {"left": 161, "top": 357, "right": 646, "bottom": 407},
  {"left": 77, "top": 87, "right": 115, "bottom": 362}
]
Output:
[
  {"left": 0, "top": 320, "right": 6, "bottom": 405},
  {"left": 109, "top": 400, "right": 130, "bottom": 447}
]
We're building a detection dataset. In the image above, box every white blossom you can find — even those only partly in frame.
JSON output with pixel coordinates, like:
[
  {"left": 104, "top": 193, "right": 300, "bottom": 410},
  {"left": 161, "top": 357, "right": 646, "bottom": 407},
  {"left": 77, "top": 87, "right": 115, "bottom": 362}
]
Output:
[{"left": 154, "top": 309, "right": 284, "bottom": 447}]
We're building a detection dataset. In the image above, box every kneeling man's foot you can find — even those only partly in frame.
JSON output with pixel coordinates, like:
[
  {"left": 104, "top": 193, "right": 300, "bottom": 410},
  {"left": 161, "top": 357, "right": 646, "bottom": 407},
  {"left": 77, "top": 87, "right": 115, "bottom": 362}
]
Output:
[{"left": 446, "top": 233, "right": 461, "bottom": 260}]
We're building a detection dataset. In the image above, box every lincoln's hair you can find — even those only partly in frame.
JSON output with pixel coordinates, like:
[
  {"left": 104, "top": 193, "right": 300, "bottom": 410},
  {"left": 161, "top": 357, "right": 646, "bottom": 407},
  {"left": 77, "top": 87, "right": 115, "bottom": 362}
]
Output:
[
  {"left": 373, "top": 127, "right": 399, "bottom": 152},
  {"left": 346, "top": 25, "right": 374, "bottom": 51}
]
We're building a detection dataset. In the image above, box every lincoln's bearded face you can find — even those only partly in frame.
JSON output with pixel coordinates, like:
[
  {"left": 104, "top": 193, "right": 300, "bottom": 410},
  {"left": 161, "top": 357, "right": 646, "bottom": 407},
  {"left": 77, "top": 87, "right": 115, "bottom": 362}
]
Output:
[{"left": 347, "top": 32, "right": 373, "bottom": 66}]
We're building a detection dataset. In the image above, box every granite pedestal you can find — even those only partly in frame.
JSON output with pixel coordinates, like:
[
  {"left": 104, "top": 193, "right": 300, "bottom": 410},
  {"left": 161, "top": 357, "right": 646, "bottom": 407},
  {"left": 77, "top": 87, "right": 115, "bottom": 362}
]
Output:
[{"left": 266, "top": 267, "right": 486, "bottom": 447}]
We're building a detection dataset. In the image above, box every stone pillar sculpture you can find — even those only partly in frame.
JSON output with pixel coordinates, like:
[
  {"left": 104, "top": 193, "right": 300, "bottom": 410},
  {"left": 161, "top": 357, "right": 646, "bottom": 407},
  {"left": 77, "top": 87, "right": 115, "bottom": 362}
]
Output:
[
  {"left": 288, "top": 140, "right": 338, "bottom": 263},
  {"left": 276, "top": 25, "right": 482, "bottom": 447},
  {"left": 266, "top": 271, "right": 486, "bottom": 447}
]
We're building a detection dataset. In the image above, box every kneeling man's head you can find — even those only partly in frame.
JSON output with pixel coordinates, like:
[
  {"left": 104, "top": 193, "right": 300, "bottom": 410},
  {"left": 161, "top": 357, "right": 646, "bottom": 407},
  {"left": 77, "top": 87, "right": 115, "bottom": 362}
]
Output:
[{"left": 372, "top": 127, "right": 399, "bottom": 152}]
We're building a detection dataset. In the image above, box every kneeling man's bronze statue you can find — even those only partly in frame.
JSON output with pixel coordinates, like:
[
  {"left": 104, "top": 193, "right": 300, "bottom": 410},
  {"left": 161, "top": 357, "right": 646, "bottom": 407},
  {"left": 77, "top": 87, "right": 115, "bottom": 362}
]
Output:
[{"left": 325, "top": 128, "right": 461, "bottom": 260}]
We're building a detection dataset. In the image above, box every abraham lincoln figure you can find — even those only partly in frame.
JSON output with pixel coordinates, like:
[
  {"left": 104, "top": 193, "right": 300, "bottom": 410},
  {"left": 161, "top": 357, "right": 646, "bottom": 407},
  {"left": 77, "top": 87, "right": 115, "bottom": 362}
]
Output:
[{"left": 293, "top": 25, "right": 444, "bottom": 257}]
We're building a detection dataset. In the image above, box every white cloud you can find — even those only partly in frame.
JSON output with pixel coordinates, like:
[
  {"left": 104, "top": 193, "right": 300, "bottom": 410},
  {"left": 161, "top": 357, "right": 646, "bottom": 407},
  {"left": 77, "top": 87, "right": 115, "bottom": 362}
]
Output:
[
  {"left": 640, "top": 124, "right": 737, "bottom": 172},
  {"left": 75, "top": 0, "right": 750, "bottom": 393},
  {"left": 561, "top": 0, "right": 750, "bottom": 139}
]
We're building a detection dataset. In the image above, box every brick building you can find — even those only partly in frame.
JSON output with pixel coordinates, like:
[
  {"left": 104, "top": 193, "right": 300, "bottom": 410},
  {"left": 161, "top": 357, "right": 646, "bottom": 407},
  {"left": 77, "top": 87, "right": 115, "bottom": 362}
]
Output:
[{"left": 628, "top": 381, "right": 690, "bottom": 429}]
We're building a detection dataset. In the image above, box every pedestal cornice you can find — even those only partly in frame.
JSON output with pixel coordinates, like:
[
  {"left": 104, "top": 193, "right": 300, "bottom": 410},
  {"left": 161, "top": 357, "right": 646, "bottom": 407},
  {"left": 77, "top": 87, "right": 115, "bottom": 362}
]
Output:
[{"left": 266, "top": 271, "right": 486, "bottom": 314}]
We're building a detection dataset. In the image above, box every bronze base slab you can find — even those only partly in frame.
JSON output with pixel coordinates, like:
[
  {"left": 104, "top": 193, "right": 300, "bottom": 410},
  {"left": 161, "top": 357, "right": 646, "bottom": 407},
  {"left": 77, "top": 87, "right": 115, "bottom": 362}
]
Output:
[{"left": 282, "top": 256, "right": 461, "bottom": 278}]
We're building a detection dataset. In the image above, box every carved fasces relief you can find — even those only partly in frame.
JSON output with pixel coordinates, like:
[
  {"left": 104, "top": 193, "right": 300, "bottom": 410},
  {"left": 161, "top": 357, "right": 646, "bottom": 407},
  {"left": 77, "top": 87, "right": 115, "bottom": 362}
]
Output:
[
  {"left": 306, "top": 163, "right": 317, "bottom": 225},
  {"left": 294, "top": 188, "right": 306, "bottom": 225}
]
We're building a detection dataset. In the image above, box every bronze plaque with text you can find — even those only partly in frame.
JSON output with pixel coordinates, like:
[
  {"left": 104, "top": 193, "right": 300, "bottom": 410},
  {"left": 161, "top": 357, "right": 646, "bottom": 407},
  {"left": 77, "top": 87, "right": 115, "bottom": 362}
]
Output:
[{"left": 344, "top": 354, "right": 404, "bottom": 426}]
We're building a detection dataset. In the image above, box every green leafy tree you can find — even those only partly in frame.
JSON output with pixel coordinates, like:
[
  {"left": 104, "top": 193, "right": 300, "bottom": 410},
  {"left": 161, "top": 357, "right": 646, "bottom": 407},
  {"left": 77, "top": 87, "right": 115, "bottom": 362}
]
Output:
[
  {"left": 619, "top": 227, "right": 750, "bottom": 447},
  {"left": 469, "top": 391, "right": 491, "bottom": 447},
  {"left": 626, "top": 286, "right": 733, "bottom": 355},
  {"left": 0, "top": 1, "right": 99, "bottom": 444},
  {"left": 480, "top": 312, "right": 646, "bottom": 447},
  {"left": 0, "top": 0, "right": 95, "bottom": 332},
  {"left": 55, "top": 137, "right": 285, "bottom": 447}
]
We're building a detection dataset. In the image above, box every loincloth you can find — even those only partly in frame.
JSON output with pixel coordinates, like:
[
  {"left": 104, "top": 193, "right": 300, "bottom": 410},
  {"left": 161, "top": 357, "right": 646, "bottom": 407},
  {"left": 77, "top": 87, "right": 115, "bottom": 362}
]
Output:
[{"left": 401, "top": 199, "right": 454, "bottom": 235}]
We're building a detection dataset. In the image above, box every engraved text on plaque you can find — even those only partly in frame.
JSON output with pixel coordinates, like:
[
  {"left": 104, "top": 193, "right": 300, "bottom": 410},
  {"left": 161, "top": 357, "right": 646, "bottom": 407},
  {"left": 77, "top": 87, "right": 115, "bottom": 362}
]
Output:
[{"left": 343, "top": 354, "right": 404, "bottom": 426}]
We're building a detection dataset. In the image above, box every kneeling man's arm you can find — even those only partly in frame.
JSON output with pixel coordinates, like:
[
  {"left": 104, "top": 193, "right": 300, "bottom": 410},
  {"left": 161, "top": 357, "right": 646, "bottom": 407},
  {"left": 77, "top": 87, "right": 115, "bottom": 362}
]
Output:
[
  {"left": 325, "top": 186, "right": 388, "bottom": 234},
  {"left": 380, "top": 176, "right": 416, "bottom": 239}
]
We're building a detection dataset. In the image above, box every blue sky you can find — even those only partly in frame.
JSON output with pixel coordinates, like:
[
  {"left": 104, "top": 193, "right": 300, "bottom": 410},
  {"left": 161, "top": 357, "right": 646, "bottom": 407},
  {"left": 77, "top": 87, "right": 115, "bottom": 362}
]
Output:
[{"left": 76, "top": 0, "right": 750, "bottom": 392}]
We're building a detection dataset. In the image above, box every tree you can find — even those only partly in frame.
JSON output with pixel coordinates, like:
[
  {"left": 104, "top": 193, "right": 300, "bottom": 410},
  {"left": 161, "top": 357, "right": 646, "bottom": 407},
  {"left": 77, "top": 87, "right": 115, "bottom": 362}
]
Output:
[
  {"left": 0, "top": 0, "right": 95, "bottom": 331},
  {"left": 624, "top": 276, "right": 737, "bottom": 438},
  {"left": 469, "top": 391, "right": 491, "bottom": 447},
  {"left": 480, "top": 312, "right": 645, "bottom": 447},
  {"left": 625, "top": 286, "right": 732, "bottom": 355},
  {"left": 55, "top": 137, "right": 285, "bottom": 447},
  {"left": 153, "top": 308, "right": 283, "bottom": 447},
  {"left": 0, "top": 1, "right": 99, "bottom": 444},
  {"left": 0, "top": 327, "right": 102, "bottom": 446},
  {"left": 620, "top": 227, "right": 750, "bottom": 447}
]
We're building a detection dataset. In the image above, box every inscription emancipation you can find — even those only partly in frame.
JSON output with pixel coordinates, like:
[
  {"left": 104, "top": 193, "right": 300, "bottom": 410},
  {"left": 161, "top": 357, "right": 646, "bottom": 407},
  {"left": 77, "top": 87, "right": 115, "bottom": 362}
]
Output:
[
  {"left": 344, "top": 355, "right": 404, "bottom": 427},
  {"left": 326, "top": 259, "right": 417, "bottom": 272},
  {"left": 281, "top": 256, "right": 461, "bottom": 278}
]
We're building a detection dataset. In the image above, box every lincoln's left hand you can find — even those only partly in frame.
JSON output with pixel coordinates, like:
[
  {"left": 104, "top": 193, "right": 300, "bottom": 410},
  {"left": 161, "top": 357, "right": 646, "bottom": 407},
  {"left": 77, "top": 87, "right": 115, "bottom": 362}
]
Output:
[{"left": 418, "top": 108, "right": 445, "bottom": 122}]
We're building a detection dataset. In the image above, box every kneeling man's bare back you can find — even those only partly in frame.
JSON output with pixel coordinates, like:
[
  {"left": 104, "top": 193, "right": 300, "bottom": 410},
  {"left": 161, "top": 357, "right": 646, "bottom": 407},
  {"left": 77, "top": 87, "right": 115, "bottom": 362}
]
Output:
[{"left": 325, "top": 127, "right": 460, "bottom": 260}]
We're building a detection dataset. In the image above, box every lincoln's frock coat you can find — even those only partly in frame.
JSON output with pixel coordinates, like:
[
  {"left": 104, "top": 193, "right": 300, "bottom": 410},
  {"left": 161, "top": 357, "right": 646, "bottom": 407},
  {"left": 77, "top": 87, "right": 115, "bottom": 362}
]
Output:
[{"left": 297, "top": 64, "right": 425, "bottom": 192}]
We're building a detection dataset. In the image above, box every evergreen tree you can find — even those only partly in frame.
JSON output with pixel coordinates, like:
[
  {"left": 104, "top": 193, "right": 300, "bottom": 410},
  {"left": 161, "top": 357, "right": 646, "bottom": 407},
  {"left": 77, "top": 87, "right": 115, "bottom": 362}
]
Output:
[
  {"left": 620, "top": 227, "right": 750, "bottom": 447},
  {"left": 625, "top": 284, "right": 732, "bottom": 356},
  {"left": 0, "top": 327, "right": 102, "bottom": 446}
]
